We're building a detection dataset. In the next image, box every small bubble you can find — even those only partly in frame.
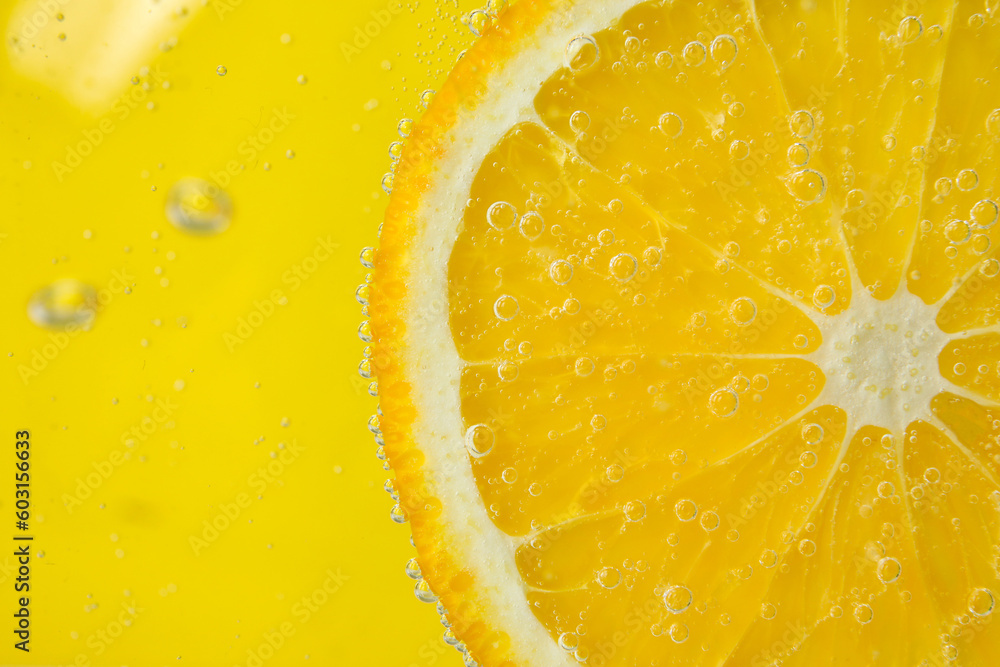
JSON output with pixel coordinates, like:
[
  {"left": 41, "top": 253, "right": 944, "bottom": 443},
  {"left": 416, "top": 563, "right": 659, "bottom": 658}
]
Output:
[
  {"left": 609, "top": 253, "right": 638, "bottom": 282},
  {"left": 787, "top": 169, "right": 827, "bottom": 204},
  {"left": 569, "top": 110, "right": 591, "bottom": 133},
  {"left": 730, "top": 140, "right": 750, "bottom": 160},
  {"left": 165, "top": 178, "right": 232, "bottom": 235},
  {"left": 465, "top": 9, "right": 490, "bottom": 36},
  {"left": 898, "top": 16, "right": 923, "bottom": 43},
  {"left": 799, "top": 451, "right": 818, "bottom": 468},
  {"left": 854, "top": 604, "right": 873, "bottom": 624},
  {"left": 518, "top": 211, "right": 545, "bottom": 240},
  {"left": 699, "top": 511, "right": 719, "bottom": 531},
  {"left": 675, "top": 499, "right": 698, "bottom": 522},
  {"left": 606, "top": 463, "right": 624, "bottom": 482},
  {"left": 659, "top": 112, "right": 684, "bottom": 138},
  {"left": 397, "top": 118, "right": 413, "bottom": 138},
  {"left": 487, "top": 201, "right": 518, "bottom": 230},
  {"left": 669, "top": 449, "right": 687, "bottom": 465},
  {"left": 497, "top": 361, "right": 518, "bottom": 382},
  {"left": 759, "top": 549, "right": 778, "bottom": 568},
  {"left": 789, "top": 110, "right": 814, "bottom": 138},
  {"left": 27, "top": 280, "right": 98, "bottom": 329},
  {"left": 663, "top": 585, "right": 692, "bottom": 614},
  {"left": 957, "top": 169, "right": 980, "bottom": 191},
  {"left": 565, "top": 35, "right": 600, "bottom": 71},
  {"left": 787, "top": 142, "right": 810, "bottom": 167},
  {"left": 549, "top": 260, "right": 574, "bottom": 285},
  {"left": 682, "top": 41, "right": 706, "bottom": 67},
  {"left": 812, "top": 285, "right": 836, "bottom": 309},
  {"left": 575, "top": 357, "right": 596, "bottom": 377},
  {"left": 493, "top": 295, "right": 519, "bottom": 321},
  {"left": 877, "top": 557, "right": 901, "bottom": 583},
  {"left": 760, "top": 602, "right": 777, "bottom": 620},
  {"left": 798, "top": 539, "right": 816, "bottom": 556},
  {"left": 709, "top": 388, "right": 739, "bottom": 417},
  {"left": 729, "top": 297, "right": 757, "bottom": 326},
  {"left": 465, "top": 424, "right": 495, "bottom": 458},
  {"left": 710, "top": 34, "right": 738, "bottom": 69},
  {"left": 971, "top": 200, "right": 999, "bottom": 229},
  {"left": 623, "top": 500, "right": 646, "bottom": 522},
  {"left": 558, "top": 632, "right": 578, "bottom": 651},
  {"left": 968, "top": 588, "right": 995, "bottom": 617},
  {"left": 216, "top": 66, "right": 227, "bottom": 76},
  {"left": 597, "top": 567, "right": 621, "bottom": 589},
  {"left": 668, "top": 623, "right": 689, "bottom": 643},
  {"left": 801, "top": 423, "right": 824, "bottom": 444}
]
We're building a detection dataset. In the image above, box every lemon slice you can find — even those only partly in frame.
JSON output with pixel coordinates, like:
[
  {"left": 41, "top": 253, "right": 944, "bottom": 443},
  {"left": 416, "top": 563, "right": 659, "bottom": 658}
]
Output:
[{"left": 369, "top": 0, "right": 1000, "bottom": 665}]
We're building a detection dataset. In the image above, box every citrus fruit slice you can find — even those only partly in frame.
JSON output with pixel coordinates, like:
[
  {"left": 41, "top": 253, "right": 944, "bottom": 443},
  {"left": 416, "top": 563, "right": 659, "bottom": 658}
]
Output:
[{"left": 367, "top": 0, "right": 1000, "bottom": 665}]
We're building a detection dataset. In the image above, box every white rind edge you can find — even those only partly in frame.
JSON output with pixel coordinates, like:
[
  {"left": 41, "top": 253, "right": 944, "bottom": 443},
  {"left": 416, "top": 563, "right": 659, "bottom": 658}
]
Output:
[{"left": 400, "top": 1, "right": 645, "bottom": 665}]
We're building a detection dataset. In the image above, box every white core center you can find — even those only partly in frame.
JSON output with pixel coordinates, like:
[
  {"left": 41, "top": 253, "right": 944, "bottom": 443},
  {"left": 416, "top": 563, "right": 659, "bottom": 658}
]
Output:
[{"left": 809, "top": 287, "right": 951, "bottom": 435}]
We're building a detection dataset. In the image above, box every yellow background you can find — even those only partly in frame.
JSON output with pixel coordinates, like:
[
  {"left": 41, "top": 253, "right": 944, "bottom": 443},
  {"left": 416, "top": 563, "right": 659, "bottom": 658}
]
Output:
[{"left": 0, "top": 0, "right": 477, "bottom": 664}]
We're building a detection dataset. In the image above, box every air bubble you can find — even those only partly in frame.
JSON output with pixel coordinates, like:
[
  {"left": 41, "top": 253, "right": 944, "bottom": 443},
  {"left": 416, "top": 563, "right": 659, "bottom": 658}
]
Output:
[
  {"left": 729, "top": 297, "right": 757, "bottom": 326},
  {"left": 663, "top": 585, "right": 692, "bottom": 614},
  {"left": 968, "top": 587, "right": 995, "bottom": 617},
  {"left": 801, "top": 423, "right": 824, "bottom": 444},
  {"left": 730, "top": 140, "right": 750, "bottom": 160},
  {"left": 575, "top": 357, "right": 595, "bottom": 377},
  {"left": 957, "top": 169, "right": 979, "bottom": 191},
  {"left": 549, "top": 260, "right": 574, "bottom": 285},
  {"left": 565, "top": 35, "right": 600, "bottom": 71},
  {"left": 493, "top": 295, "right": 519, "bottom": 321},
  {"left": 165, "top": 178, "right": 232, "bottom": 235},
  {"left": 877, "top": 557, "right": 901, "bottom": 583},
  {"left": 487, "top": 201, "right": 517, "bottom": 230},
  {"left": 971, "top": 200, "right": 999, "bottom": 229},
  {"left": 788, "top": 143, "right": 810, "bottom": 167},
  {"left": 597, "top": 567, "right": 621, "bottom": 589},
  {"left": 497, "top": 361, "right": 518, "bottom": 382},
  {"left": 709, "top": 388, "right": 739, "bottom": 417},
  {"left": 519, "top": 211, "right": 545, "bottom": 240},
  {"left": 898, "top": 16, "right": 923, "bottom": 43},
  {"left": 668, "top": 623, "right": 689, "bottom": 643},
  {"left": 710, "top": 34, "right": 738, "bottom": 69},
  {"left": 623, "top": 500, "right": 646, "bottom": 522},
  {"left": 569, "top": 110, "right": 591, "bottom": 133},
  {"left": 659, "top": 112, "right": 684, "bottom": 138},
  {"left": 812, "top": 284, "right": 836, "bottom": 309},
  {"left": 789, "top": 110, "right": 815, "bottom": 138},
  {"left": 759, "top": 549, "right": 778, "bottom": 568},
  {"left": 609, "top": 253, "right": 638, "bottom": 282},
  {"left": 27, "top": 279, "right": 98, "bottom": 329},
  {"left": 465, "top": 424, "right": 495, "bottom": 458},
  {"left": 787, "top": 169, "right": 827, "bottom": 204},
  {"left": 675, "top": 499, "right": 698, "bottom": 522},
  {"left": 682, "top": 41, "right": 706, "bottom": 67},
  {"left": 854, "top": 604, "right": 873, "bottom": 624}
]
